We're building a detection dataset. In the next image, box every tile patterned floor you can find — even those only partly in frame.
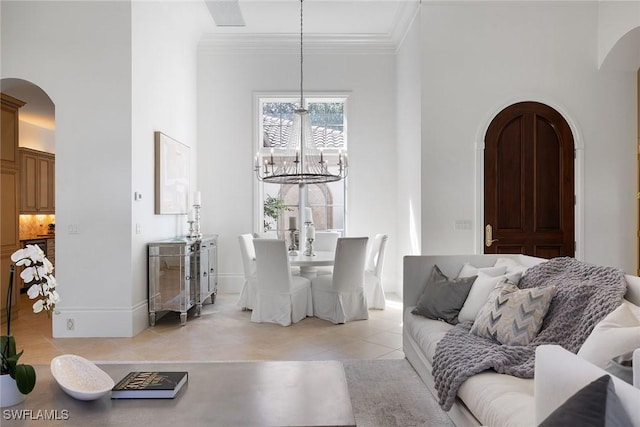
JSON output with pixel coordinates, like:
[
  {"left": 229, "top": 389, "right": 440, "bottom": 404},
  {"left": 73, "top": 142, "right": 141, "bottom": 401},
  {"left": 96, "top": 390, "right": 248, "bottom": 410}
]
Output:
[{"left": 12, "top": 292, "right": 404, "bottom": 365}]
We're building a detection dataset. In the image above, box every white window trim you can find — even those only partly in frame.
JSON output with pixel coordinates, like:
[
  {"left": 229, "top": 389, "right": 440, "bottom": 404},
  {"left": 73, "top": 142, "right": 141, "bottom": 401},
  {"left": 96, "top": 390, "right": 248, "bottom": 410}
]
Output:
[{"left": 252, "top": 91, "right": 351, "bottom": 235}]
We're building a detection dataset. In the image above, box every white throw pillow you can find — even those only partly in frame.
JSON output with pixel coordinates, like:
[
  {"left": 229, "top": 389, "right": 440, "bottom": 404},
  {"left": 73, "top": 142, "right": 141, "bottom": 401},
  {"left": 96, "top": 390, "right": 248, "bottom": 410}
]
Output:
[
  {"left": 494, "top": 257, "right": 528, "bottom": 275},
  {"left": 577, "top": 301, "right": 640, "bottom": 369},
  {"left": 458, "top": 271, "right": 522, "bottom": 323},
  {"left": 457, "top": 263, "right": 507, "bottom": 278}
]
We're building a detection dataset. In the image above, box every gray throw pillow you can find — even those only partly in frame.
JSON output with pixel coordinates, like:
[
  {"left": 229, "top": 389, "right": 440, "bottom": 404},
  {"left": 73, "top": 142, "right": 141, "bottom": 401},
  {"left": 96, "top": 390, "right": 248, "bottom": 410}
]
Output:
[
  {"left": 411, "top": 265, "right": 476, "bottom": 325},
  {"left": 539, "top": 375, "right": 633, "bottom": 427}
]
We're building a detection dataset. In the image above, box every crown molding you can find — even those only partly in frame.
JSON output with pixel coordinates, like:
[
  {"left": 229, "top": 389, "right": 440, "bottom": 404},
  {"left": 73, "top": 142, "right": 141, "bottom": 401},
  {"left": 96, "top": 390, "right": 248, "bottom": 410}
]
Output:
[
  {"left": 199, "top": 32, "right": 398, "bottom": 54},
  {"left": 389, "top": 0, "right": 421, "bottom": 49}
]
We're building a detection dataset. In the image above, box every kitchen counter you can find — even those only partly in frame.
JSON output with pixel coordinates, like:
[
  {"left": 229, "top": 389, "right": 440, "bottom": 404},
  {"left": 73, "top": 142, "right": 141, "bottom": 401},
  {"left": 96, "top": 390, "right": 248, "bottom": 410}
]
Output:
[{"left": 20, "top": 234, "right": 55, "bottom": 241}]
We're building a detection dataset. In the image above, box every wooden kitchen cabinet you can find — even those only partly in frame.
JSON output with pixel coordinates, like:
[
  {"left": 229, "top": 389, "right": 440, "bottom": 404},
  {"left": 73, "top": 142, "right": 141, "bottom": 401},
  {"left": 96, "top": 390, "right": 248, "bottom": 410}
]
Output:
[
  {"left": 1, "top": 94, "right": 25, "bottom": 164},
  {"left": 20, "top": 147, "right": 55, "bottom": 213},
  {"left": 1, "top": 93, "right": 25, "bottom": 322}
]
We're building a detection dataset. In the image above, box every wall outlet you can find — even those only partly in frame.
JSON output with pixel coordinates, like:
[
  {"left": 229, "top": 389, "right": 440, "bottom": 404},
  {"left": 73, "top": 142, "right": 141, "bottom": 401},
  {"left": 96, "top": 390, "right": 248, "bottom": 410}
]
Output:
[{"left": 66, "top": 318, "right": 74, "bottom": 331}]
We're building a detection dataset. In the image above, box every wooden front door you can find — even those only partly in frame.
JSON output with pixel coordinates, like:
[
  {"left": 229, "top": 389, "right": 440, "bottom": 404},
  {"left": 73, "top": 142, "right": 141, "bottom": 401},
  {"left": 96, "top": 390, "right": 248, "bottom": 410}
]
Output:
[{"left": 484, "top": 102, "right": 575, "bottom": 258}]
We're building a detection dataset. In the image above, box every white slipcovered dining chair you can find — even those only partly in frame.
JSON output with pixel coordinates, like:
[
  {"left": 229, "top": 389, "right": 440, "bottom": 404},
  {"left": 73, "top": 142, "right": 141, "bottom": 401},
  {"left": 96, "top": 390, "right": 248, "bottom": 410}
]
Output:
[
  {"left": 251, "top": 239, "right": 313, "bottom": 326},
  {"left": 312, "top": 231, "right": 340, "bottom": 275},
  {"left": 364, "top": 234, "right": 388, "bottom": 310},
  {"left": 237, "top": 234, "right": 257, "bottom": 310},
  {"left": 310, "top": 237, "right": 369, "bottom": 324},
  {"left": 314, "top": 231, "right": 340, "bottom": 252}
]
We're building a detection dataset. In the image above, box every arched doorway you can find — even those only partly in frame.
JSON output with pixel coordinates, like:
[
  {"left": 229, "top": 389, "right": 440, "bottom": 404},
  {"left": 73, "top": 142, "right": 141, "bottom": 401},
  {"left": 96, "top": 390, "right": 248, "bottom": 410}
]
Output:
[
  {"left": 484, "top": 101, "right": 575, "bottom": 258},
  {"left": 1, "top": 78, "right": 55, "bottom": 323}
]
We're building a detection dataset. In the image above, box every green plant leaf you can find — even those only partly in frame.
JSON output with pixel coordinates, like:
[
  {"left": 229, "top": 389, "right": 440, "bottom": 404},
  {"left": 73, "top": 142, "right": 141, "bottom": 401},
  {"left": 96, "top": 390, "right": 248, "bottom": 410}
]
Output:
[
  {"left": 14, "top": 364, "right": 36, "bottom": 394},
  {"left": 1, "top": 335, "right": 19, "bottom": 375}
]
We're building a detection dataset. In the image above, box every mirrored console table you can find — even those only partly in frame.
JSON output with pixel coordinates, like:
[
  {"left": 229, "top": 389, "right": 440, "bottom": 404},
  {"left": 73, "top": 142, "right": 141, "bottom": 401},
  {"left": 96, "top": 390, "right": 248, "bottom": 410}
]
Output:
[{"left": 148, "top": 234, "right": 218, "bottom": 326}]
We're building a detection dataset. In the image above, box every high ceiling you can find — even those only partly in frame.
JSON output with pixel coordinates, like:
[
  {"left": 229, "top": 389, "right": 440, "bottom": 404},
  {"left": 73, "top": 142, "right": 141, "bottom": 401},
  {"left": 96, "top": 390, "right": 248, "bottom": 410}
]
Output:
[
  {"left": 204, "top": 0, "right": 418, "bottom": 37},
  {"left": 1, "top": 1, "right": 420, "bottom": 129}
]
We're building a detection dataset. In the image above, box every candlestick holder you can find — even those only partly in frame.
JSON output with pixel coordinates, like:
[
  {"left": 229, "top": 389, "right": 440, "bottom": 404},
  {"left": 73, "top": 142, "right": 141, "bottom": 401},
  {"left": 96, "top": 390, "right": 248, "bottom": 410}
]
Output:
[
  {"left": 188, "top": 204, "right": 202, "bottom": 240},
  {"left": 288, "top": 228, "right": 298, "bottom": 255},
  {"left": 304, "top": 238, "right": 315, "bottom": 257}
]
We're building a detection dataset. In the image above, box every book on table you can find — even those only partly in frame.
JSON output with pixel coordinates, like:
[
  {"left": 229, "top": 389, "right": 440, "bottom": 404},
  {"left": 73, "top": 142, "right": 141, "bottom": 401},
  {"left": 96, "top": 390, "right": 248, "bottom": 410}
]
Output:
[{"left": 111, "top": 371, "right": 188, "bottom": 399}]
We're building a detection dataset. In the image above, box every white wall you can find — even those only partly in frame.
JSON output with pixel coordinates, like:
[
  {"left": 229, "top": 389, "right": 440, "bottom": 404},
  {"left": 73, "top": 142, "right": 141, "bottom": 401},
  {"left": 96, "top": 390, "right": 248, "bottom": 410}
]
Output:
[
  {"left": 420, "top": 2, "right": 638, "bottom": 273},
  {"left": 197, "top": 42, "right": 399, "bottom": 294},
  {"left": 2, "top": 0, "right": 211, "bottom": 337},
  {"left": 2, "top": 1, "right": 134, "bottom": 336},
  {"left": 597, "top": 1, "right": 640, "bottom": 69},
  {"left": 131, "top": 1, "right": 212, "bottom": 335},
  {"left": 19, "top": 121, "right": 55, "bottom": 153},
  {"left": 395, "top": 10, "right": 422, "bottom": 295}
]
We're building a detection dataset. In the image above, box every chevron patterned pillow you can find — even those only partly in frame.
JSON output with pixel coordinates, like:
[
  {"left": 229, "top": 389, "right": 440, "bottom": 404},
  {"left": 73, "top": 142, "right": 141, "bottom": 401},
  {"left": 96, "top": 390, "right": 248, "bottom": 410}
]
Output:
[{"left": 470, "top": 282, "right": 557, "bottom": 346}]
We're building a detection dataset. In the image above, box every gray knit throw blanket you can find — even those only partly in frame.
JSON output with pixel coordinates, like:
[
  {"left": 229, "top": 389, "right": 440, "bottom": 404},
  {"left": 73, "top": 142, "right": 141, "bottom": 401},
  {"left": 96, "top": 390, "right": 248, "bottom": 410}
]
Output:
[{"left": 432, "top": 257, "right": 628, "bottom": 411}]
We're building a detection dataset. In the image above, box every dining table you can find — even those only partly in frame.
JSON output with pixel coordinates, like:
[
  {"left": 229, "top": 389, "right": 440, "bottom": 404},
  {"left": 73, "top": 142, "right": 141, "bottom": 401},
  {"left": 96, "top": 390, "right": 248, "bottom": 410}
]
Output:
[{"left": 289, "top": 250, "right": 335, "bottom": 278}]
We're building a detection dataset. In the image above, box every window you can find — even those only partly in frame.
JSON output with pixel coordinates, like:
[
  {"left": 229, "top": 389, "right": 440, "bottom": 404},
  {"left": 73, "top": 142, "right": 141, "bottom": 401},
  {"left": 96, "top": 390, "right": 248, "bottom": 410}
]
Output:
[{"left": 257, "top": 96, "right": 347, "bottom": 237}]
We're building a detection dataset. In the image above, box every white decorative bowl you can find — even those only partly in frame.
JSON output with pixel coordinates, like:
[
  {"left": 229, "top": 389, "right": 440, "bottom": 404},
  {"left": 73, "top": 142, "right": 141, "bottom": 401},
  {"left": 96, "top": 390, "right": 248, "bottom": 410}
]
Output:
[{"left": 50, "top": 354, "right": 114, "bottom": 400}]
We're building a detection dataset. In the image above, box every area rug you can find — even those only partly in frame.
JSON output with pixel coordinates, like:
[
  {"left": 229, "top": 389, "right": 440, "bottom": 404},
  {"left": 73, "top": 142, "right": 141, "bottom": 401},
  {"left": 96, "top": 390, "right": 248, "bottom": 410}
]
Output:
[{"left": 343, "top": 359, "right": 455, "bottom": 427}]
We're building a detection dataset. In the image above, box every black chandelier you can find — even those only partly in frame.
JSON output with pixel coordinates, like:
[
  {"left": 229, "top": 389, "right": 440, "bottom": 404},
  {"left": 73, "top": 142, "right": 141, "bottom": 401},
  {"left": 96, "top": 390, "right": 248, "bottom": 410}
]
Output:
[{"left": 254, "top": 0, "right": 348, "bottom": 185}]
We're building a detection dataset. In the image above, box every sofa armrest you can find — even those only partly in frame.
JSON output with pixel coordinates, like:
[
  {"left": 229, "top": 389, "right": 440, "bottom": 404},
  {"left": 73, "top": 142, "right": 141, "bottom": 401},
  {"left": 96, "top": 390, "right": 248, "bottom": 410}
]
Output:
[{"left": 535, "top": 345, "right": 640, "bottom": 425}]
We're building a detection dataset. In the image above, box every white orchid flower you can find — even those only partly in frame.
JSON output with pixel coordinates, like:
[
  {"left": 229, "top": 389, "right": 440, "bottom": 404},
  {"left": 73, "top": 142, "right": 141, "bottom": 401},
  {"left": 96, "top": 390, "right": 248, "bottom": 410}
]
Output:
[
  {"left": 37, "top": 265, "right": 49, "bottom": 279},
  {"left": 27, "top": 284, "right": 41, "bottom": 299},
  {"left": 32, "top": 299, "right": 44, "bottom": 313},
  {"left": 20, "top": 266, "right": 36, "bottom": 283},
  {"left": 46, "top": 274, "right": 57, "bottom": 287},
  {"left": 49, "top": 290, "right": 60, "bottom": 304},
  {"left": 11, "top": 246, "right": 60, "bottom": 317},
  {"left": 43, "top": 258, "right": 54, "bottom": 273},
  {"left": 24, "top": 245, "right": 44, "bottom": 262},
  {"left": 10, "top": 247, "right": 27, "bottom": 262}
]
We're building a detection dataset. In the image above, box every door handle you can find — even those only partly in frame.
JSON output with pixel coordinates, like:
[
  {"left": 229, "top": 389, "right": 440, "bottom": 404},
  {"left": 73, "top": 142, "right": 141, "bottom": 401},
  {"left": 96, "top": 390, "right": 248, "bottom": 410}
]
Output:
[{"left": 485, "top": 224, "right": 499, "bottom": 247}]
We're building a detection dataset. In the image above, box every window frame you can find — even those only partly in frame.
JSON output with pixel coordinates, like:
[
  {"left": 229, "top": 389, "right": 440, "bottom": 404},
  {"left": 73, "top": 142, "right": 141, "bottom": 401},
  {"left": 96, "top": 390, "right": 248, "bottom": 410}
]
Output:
[{"left": 253, "top": 92, "right": 350, "bottom": 235}]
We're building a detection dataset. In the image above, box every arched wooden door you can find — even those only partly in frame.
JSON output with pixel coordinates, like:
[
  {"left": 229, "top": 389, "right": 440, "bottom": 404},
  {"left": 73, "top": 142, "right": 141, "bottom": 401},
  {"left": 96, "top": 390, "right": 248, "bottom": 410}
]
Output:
[{"left": 484, "top": 102, "right": 575, "bottom": 258}]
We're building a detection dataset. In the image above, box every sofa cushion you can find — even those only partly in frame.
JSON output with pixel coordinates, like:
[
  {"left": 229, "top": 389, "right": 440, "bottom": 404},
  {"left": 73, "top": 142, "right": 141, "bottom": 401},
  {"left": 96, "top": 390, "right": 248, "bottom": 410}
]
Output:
[
  {"left": 457, "top": 370, "right": 535, "bottom": 427},
  {"left": 457, "top": 262, "right": 507, "bottom": 279},
  {"left": 404, "top": 306, "right": 454, "bottom": 364},
  {"left": 411, "top": 265, "right": 476, "bottom": 324},
  {"left": 470, "top": 282, "right": 556, "bottom": 346},
  {"left": 494, "top": 257, "right": 529, "bottom": 275},
  {"left": 458, "top": 271, "right": 522, "bottom": 323},
  {"left": 578, "top": 300, "right": 640, "bottom": 369},
  {"left": 538, "top": 375, "right": 633, "bottom": 427}
]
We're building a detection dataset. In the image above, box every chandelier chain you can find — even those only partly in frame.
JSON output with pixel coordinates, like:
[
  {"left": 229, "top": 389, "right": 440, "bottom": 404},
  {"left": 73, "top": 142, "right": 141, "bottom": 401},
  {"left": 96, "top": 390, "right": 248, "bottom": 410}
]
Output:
[
  {"left": 253, "top": 0, "right": 348, "bottom": 185},
  {"left": 299, "top": 0, "right": 304, "bottom": 108}
]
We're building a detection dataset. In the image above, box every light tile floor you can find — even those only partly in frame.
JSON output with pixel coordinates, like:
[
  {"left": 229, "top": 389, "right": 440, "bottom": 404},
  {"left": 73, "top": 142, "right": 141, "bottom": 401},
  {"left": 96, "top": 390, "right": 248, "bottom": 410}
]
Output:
[{"left": 12, "top": 292, "right": 405, "bottom": 365}]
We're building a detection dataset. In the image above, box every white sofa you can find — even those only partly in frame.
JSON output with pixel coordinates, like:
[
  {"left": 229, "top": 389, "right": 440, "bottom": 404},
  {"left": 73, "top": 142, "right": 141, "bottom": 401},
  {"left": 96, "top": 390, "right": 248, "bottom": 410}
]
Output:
[{"left": 403, "top": 254, "right": 640, "bottom": 427}]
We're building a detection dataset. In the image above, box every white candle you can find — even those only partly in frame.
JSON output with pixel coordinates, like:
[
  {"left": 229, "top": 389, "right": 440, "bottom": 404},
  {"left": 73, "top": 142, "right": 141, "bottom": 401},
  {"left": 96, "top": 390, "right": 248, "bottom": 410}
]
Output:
[
  {"left": 307, "top": 224, "right": 315, "bottom": 240},
  {"left": 194, "top": 191, "right": 201, "bottom": 206},
  {"left": 188, "top": 209, "right": 195, "bottom": 222},
  {"left": 289, "top": 216, "right": 297, "bottom": 230},
  {"left": 305, "top": 207, "right": 313, "bottom": 224}
]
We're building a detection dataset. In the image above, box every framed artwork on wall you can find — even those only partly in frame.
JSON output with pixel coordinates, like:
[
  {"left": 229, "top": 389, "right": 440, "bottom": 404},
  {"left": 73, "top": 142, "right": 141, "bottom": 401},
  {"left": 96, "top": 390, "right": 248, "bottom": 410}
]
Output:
[{"left": 154, "top": 131, "right": 190, "bottom": 215}]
